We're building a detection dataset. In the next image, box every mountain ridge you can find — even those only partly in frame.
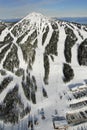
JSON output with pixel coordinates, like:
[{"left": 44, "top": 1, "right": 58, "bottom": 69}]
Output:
[{"left": 0, "top": 12, "right": 87, "bottom": 125}]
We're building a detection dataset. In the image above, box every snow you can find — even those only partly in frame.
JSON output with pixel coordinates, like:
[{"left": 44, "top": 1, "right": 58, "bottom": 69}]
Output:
[
  {"left": 68, "top": 104, "right": 87, "bottom": 114},
  {"left": 18, "top": 77, "right": 31, "bottom": 108},
  {"left": 43, "top": 21, "right": 53, "bottom": 49},
  {"left": 0, "top": 79, "right": 16, "bottom": 103},
  {"left": 31, "top": 47, "right": 45, "bottom": 103},
  {"left": 0, "top": 28, "right": 8, "bottom": 41},
  {"left": 57, "top": 22, "right": 66, "bottom": 63},
  {"left": 0, "top": 44, "right": 9, "bottom": 53},
  {"left": 0, "top": 44, "right": 13, "bottom": 69},
  {"left": 0, "top": 12, "right": 87, "bottom": 130},
  {"left": 70, "top": 96, "right": 87, "bottom": 104},
  {"left": 20, "top": 29, "right": 35, "bottom": 44},
  {"left": 22, "top": 12, "right": 50, "bottom": 24},
  {"left": 70, "top": 84, "right": 87, "bottom": 92}
]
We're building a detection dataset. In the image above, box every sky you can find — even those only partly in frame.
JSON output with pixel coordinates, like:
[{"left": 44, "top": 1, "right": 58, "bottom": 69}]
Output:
[{"left": 0, "top": 0, "right": 87, "bottom": 19}]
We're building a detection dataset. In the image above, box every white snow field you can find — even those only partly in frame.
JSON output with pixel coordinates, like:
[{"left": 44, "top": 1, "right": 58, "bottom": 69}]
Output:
[{"left": 0, "top": 12, "right": 87, "bottom": 130}]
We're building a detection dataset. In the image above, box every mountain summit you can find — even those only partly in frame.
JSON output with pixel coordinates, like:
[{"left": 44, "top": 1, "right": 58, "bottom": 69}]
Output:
[
  {"left": 23, "top": 12, "right": 49, "bottom": 20},
  {"left": 0, "top": 12, "right": 87, "bottom": 124}
]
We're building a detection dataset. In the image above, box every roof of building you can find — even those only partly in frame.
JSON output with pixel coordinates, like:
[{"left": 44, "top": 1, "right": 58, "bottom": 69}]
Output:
[{"left": 52, "top": 115, "right": 68, "bottom": 126}]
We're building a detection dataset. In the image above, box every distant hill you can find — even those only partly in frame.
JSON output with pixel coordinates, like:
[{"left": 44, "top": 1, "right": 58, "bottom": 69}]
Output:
[
  {"left": 1, "top": 18, "right": 21, "bottom": 23},
  {"left": 1, "top": 17, "right": 87, "bottom": 25},
  {"left": 55, "top": 17, "right": 87, "bottom": 25}
]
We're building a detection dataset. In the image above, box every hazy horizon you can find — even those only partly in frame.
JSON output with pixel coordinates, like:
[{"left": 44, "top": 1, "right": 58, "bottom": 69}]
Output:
[
  {"left": 1, "top": 16, "right": 87, "bottom": 25},
  {"left": 1, "top": 16, "right": 87, "bottom": 20}
]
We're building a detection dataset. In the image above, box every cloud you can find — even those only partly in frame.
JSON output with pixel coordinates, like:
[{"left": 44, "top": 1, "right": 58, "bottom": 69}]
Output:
[{"left": 0, "top": 0, "right": 87, "bottom": 19}]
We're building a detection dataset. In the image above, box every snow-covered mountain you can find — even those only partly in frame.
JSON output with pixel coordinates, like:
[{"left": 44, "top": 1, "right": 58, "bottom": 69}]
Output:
[{"left": 0, "top": 12, "right": 87, "bottom": 128}]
